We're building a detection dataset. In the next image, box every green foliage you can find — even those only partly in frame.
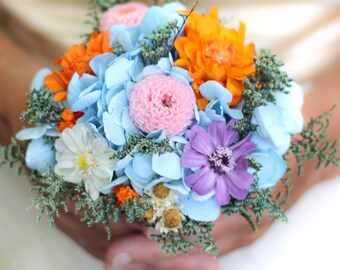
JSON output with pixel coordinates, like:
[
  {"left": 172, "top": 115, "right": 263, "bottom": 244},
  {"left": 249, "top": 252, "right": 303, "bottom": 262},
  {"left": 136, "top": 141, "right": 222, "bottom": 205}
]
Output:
[
  {"left": 222, "top": 155, "right": 289, "bottom": 231},
  {"left": 112, "top": 133, "right": 175, "bottom": 160},
  {"left": 150, "top": 219, "right": 218, "bottom": 257},
  {"left": 222, "top": 180, "right": 289, "bottom": 231},
  {"left": 139, "top": 19, "right": 182, "bottom": 65},
  {"left": 82, "top": 0, "right": 102, "bottom": 43},
  {"left": 42, "top": 135, "right": 58, "bottom": 150},
  {"left": 0, "top": 137, "right": 26, "bottom": 175},
  {"left": 30, "top": 168, "right": 77, "bottom": 226},
  {"left": 112, "top": 198, "right": 148, "bottom": 223},
  {"left": 234, "top": 50, "right": 292, "bottom": 138},
  {"left": 30, "top": 167, "right": 150, "bottom": 239},
  {"left": 287, "top": 106, "right": 340, "bottom": 175},
  {"left": 20, "top": 88, "right": 63, "bottom": 125}
]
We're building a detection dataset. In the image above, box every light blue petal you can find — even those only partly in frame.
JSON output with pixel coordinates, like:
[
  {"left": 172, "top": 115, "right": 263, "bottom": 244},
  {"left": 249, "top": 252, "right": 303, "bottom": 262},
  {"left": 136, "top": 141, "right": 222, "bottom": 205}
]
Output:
[
  {"left": 71, "top": 90, "right": 101, "bottom": 111},
  {"left": 16, "top": 126, "right": 48, "bottom": 141},
  {"left": 152, "top": 152, "right": 181, "bottom": 180},
  {"left": 254, "top": 103, "right": 290, "bottom": 155},
  {"left": 198, "top": 111, "right": 212, "bottom": 128},
  {"left": 130, "top": 56, "right": 145, "bottom": 82},
  {"left": 26, "top": 138, "right": 55, "bottom": 173},
  {"left": 121, "top": 106, "right": 139, "bottom": 136},
  {"left": 90, "top": 53, "right": 116, "bottom": 81},
  {"left": 250, "top": 132, "right": 274, "bottom": 154},
  {"left": 177, "top": 193, "right": 220, "bottom": 222},
  {"left": 221, "top": 101, "right": 244, "bottom": 120},
  {"left": 281, "top": 109, "right": 304, "bottom": 135},
  {"left": 144, "top": 177, "right": 172, "bottom": 191},
  {"left": 125, "top": 81, "right": 135, "bottom": 97},
  {"left": 252, "top": 152, "right": 287, "bottom": 189},
  {"left": 45, "top": 128, "right": 59, "bottom": 137},
  {"left": 146, "top": 130, "right": 166, "bottom": 142},
  {"left": 30, "top": 68, "right": 51, "bottom": 91},
  {"left": 113, "top": 155, "right": 133, "bottom": 171},
  {"left": 103, "top": 112, "right": 126, "bottom": 146},
  {"left": 105, "top": 57, "right": 134, "bottom": 89},
  {"left": 191, "top": 190, "right": 215, "bottom": 201},
  {"left": 130, "top": 180, "right": 144, "bottom": 196},
  {"left": 276, "top": 82, "right": 303, "bottom": 110},
  {"left": 157, "top": 57, "right": 172, "bottom": 72},
  {"left": 125, "top": 162, "right": 151, "bottom": 185},
  {"left": 110, "top": 25, "right": 140, "bottom": 51},
  {"left": 162, "top": 2, "right": 186, "bottom": 13},
  {"left": 200, "top": 81, "right": 232, "bottom": 103},
  {"left": 107, "top": 90, "right": 128, "bottom": 126},
  {"left": 140, "top": 7, "right": 173, "bottom": 35},
  {"left": 143, "top": 65, "right": 165, "bottom": 78},
  {"left": 132, "top": 154, "right": 155, "bottom": 179},
  {"left": 205, "top": 100, "right": 225, "bottom": 122},
  {"left": 172, "top": 67, "right": 193, "bottom": 83},
  {"left": 164, "top": 180, "right": 189, "bottom": 195},
  {"left": 101, "top": 175, "right": 129, "bottom": 194}
]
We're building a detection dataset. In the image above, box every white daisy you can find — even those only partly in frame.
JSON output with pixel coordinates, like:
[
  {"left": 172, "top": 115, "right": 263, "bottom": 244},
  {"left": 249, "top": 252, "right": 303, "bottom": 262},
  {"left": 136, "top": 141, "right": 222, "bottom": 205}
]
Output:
[{"left": 55, "top": 124, "right": 117, "bottom": 201}]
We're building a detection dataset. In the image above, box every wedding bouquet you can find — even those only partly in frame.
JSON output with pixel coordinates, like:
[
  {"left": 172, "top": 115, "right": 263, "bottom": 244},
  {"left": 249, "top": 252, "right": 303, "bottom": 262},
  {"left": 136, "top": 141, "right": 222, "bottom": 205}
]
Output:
[{"left": 1, "top": 0, "right": 339, "bottom": 256}]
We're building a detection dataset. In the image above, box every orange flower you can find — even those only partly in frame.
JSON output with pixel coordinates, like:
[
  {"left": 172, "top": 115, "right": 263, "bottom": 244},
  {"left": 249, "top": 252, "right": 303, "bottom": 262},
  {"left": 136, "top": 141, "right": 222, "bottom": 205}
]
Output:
[
  {"left": 174, "top": 7, "right": 256, "bottom": 109},
  {"left": 44, "top": 31, "right": 113, "bottom": 102},
  {"left": 57, "top": 109, "right": 84, "bottom": 133},
  {"left": 112, "top": 185, "right": 140, "bottom": 206}
]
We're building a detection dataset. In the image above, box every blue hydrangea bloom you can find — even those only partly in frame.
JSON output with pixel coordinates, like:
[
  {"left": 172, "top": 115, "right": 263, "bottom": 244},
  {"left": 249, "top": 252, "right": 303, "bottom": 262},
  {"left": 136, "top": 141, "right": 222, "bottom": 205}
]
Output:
[
  {"left": 250, "top": 132, "right": 287, "bottom": 189},
  {"left": 198, "top": 81, "right": 243, "bottom": 128},
  {"left": 25, "top": 138, "right": 55, "bottom": 173},
  {"left": 253, "top": 82, "right": 304, "bottom": 155}
]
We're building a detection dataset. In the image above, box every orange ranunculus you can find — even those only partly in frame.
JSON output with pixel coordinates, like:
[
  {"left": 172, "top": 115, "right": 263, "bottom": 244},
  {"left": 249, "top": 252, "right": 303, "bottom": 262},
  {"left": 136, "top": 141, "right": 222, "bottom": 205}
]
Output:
[
  {"left": 174, "top": 7, "right": 256, "bottom": 109},
  {"left": 44, "top": 31, "right": 113, "bottom": 102},
  {"left": 112, "top": 185, "right": 140, "bottom": 207}
]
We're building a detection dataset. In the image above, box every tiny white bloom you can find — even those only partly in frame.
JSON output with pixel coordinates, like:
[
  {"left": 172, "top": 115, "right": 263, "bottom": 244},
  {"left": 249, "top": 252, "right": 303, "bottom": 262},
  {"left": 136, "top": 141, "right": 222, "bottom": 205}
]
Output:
[{"left": 55, "top": 124, "right": 117, "bottom": 201}]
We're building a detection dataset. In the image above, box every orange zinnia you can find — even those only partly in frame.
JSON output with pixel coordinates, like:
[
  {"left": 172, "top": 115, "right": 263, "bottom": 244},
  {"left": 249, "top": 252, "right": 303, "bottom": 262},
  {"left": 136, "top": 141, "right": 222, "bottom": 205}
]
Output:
[
  {"left": 174, "top": 7, "right": 256, "bottom": 109},
  {"left": 112, "top": 185, "right": 140, "bottom": 207},
  {"left": 44, "top": 31, "right": 113, "bottom": 102}
]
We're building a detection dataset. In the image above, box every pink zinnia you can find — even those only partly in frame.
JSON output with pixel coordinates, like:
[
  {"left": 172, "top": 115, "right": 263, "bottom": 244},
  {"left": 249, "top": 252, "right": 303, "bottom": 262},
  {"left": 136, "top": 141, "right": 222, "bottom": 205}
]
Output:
[
  {"left": 129, "top": 75, "right": 195, "bottom": 136},
  {"left": 99, "top": 2, "right": 148, "bottom": 32}
]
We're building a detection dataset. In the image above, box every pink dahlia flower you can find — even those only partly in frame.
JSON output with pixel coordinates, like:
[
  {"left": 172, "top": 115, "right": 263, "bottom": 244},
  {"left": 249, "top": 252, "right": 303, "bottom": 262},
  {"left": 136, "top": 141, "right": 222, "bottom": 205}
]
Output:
[
  {"left": 99, "top": 2, "right": 148, "bottom": 32},
  {"left": 129, "top": 75, "right": 195, "bottom": 136}
]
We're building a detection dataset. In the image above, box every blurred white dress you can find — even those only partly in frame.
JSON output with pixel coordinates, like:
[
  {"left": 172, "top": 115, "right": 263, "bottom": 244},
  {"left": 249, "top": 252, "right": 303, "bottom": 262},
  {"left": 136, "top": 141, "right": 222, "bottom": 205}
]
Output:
[{"left": 0, "top": 1, "right": 339, "bottom": 269}]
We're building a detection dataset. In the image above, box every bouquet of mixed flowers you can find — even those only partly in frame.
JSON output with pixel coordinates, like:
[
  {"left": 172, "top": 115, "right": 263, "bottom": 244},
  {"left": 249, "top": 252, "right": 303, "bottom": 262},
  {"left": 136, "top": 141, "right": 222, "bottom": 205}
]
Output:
[{"left": 1, "top": 0, "right": 339, "bottom": 256}]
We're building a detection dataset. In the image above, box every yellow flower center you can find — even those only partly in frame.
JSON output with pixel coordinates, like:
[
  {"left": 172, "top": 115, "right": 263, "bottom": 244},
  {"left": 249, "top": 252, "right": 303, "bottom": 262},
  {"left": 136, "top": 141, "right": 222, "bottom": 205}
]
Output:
[{"left": 78, "top": 155, "right": 88, "bottom": 170}]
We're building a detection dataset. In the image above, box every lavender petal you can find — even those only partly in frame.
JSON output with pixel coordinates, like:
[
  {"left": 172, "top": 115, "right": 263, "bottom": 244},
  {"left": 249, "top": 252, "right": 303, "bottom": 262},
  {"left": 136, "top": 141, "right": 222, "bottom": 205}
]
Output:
[
  {"left": 230, "top": 134, "right": 257, "bottom": 160},
  {"left": 227, "top": 170, "right": 254, "bottom": 190},
  {"left": 208, "top": 121, "right": 238, "bottom": 148},
  {"left": 192, "top": 169, "right": 217, "bottom": 196},
  {"left": 189, "top": 125, "right": 215, "bottom": 156},
  {"left": 227, "top": 179, "right": 249, "bottom": 200},
  {"left": 185, "top": 165, "right": 211, "bottom": 188},
  {"left": 215, "top": 175, "right": 230, "bottom": 206},
  {"left": 181, "top": 146, "right": 208, "bottom": 168}
]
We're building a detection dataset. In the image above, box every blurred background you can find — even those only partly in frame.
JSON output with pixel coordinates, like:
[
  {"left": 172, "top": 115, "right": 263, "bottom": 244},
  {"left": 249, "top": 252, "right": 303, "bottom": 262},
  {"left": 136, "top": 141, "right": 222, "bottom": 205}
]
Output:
[{"left": 1, "top": 0, "right": 340, "bottom": 269}]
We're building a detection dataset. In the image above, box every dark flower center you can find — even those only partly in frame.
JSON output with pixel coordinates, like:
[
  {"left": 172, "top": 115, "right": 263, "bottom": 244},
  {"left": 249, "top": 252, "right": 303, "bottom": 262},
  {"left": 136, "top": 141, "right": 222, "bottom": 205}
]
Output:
[{"left": 209, "top": 146, "right": 236, "bottom": 174}]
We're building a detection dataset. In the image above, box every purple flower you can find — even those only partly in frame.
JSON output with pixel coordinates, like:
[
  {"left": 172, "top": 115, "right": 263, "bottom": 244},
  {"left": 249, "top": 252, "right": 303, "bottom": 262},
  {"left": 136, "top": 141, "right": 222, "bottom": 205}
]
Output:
[{"left": 181, "top": 121, "right": 257, "bottom": 206}]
